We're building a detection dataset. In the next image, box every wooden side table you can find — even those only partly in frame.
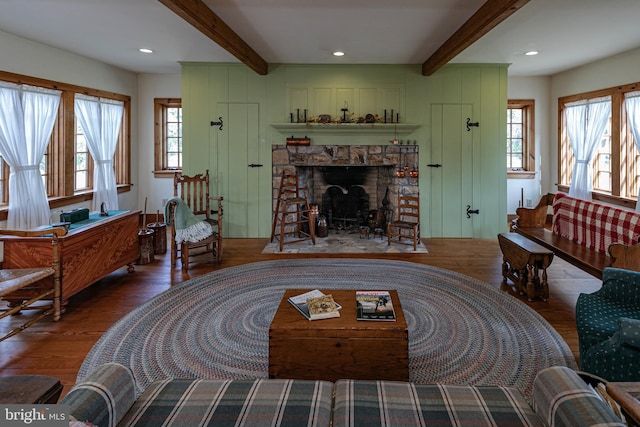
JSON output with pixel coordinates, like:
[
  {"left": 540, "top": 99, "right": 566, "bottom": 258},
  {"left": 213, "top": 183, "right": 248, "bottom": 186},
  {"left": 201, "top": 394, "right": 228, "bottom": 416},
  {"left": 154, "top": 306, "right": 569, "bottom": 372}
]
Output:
[
  {"left": 498, "top": 232, "right": 554, "bottom": 301},
  {"left": 0, "top": 375, "right": 63, "bottom": 404},
  {"left": 607, "top": 382, "right": 640, "bottom": 426}
]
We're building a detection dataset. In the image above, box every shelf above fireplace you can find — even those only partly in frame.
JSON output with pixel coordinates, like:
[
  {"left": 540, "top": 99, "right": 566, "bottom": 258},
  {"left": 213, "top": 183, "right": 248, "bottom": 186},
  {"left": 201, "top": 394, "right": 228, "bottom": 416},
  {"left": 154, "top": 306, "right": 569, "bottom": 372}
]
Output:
[{"left": 271, "top": 123, "right": 420, "bottom": 134}]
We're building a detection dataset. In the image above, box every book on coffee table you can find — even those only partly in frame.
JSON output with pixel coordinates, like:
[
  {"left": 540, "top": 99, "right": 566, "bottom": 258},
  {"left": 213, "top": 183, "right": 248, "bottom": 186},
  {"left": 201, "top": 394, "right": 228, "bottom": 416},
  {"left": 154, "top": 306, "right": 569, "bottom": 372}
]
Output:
[
  {"left": 288, "top": 289, "right": 341, "bottom": 320},
  {"left": 356, "top": 291, "right": 396, "bottom": 321}
]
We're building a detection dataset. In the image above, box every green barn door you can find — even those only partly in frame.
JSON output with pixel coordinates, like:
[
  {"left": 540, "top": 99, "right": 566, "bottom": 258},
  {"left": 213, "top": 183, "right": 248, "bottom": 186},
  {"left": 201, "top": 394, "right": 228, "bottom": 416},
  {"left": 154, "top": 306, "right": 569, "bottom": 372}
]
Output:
[
  {"left": 216, "top": 102, "right": 261, "bottom": 238},
  {"left": 430, "top": 103, "right": 474, "bottom": 238}
]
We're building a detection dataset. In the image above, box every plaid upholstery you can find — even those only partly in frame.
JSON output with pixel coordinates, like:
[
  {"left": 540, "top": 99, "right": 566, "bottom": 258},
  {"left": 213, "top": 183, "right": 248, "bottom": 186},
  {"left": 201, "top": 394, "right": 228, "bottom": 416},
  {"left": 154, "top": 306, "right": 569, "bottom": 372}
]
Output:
[
  {"left": 117, "top": 378, "right": 334, "bottom": 427},
  {"left": 552, "top": 192, "right": 640, "bottom": 253},
  {"left": 64, "top": 364, "right": 625, "bottom": 427},
  {"left": 332, "top": 380, "right": 544, "bottom": 427},
  {"left": 532, "top": 366, "right": 625, "bottom": 427},
  {"left": 61, "top": 362, "right": 136, "bottom": 427}
]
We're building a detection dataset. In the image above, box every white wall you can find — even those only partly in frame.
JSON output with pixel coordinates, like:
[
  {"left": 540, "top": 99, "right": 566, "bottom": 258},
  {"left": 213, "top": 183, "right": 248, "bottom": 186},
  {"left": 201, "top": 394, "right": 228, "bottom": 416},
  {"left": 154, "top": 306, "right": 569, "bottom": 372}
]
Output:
[
  {"left": 137, "top": 73, "right": 181, "bottom": 218},
  {"left": 506, "top": 76, "right": 550, "bottom": 213},
  {"left": 0, "top": 29, "right": 139, "bottom": 216}
]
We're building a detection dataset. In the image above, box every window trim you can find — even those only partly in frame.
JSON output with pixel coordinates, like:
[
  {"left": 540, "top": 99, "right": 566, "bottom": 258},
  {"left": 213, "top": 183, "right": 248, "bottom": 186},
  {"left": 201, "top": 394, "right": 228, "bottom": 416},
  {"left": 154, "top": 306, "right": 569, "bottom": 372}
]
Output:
[
  {"left": 153, "top": 98, "right": 182, "bottom": 178},
  {"left": 0, "top": 70, "right": 131, "bottom": 221},
  {"left": 558, "top": 81, "right": 640, "bottom": 208},
  {"left": 507, "top": 99, "right": 535, "bottom": 179}
]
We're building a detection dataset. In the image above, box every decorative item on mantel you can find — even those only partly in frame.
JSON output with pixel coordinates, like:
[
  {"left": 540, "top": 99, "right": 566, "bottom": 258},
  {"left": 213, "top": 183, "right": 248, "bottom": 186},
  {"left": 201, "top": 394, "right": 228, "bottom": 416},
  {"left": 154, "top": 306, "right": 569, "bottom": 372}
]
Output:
[
  {"left": 290, "top": 109, "right": 308, "bottom": 123},
  {"left": 286, "top": 136, "right": 310, "bottom": 146},
  {"left": 384, "top": 109, "right": 399, "bottom": 124}
]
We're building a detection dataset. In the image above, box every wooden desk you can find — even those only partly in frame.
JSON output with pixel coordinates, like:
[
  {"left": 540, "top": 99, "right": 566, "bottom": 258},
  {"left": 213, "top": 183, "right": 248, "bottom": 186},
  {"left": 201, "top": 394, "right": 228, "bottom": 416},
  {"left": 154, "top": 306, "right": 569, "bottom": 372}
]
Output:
[
  {"left": 607, "top": 382, "right": 640, "bottom": 426},
  {"left": 0, "top": 375, "right": 62, "bottom": 404},
  {"left": 269, "top": 289, "right": 408, "bottom": 382},
  {"left": 0, "top": 210, "right": 140, "bottom": 309},
  {"left": 498, "top": 232, "right": 554, "bottom": 301}
]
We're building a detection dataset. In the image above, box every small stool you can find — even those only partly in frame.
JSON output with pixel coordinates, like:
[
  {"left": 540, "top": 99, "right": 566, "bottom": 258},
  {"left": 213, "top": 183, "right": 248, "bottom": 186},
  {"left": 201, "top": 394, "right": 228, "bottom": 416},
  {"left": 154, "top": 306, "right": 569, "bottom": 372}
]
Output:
[
  {"left": 359, "top": 226, "right": 370, "bottom": 239},
  {"left": 498, "top": 232, "right": 554, "bottom": 301},
  {"left": 374, "top": 228, "right": 384, "bottom": 240}
]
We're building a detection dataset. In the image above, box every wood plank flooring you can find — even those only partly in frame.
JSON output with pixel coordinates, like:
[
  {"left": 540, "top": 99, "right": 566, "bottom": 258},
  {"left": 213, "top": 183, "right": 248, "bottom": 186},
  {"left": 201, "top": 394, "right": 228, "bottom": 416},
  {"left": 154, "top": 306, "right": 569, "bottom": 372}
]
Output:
[{"left": 0, "top": 238, "right": 601, "bottom": 399}]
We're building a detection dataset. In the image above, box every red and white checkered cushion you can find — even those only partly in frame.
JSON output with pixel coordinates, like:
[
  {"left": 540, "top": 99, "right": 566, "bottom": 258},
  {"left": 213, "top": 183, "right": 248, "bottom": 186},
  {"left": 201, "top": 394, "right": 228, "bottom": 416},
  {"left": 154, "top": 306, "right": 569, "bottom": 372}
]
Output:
[{"left": 552, "top": 192, "right": 640, "bottom": 253}]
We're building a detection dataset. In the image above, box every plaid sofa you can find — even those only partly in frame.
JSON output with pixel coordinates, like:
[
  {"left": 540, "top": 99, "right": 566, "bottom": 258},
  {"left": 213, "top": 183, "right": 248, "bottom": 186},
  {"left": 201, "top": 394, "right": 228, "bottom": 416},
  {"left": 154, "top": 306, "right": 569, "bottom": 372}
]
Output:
[{"left": 62, "top": 364, "right": 624, "bottom": 427}]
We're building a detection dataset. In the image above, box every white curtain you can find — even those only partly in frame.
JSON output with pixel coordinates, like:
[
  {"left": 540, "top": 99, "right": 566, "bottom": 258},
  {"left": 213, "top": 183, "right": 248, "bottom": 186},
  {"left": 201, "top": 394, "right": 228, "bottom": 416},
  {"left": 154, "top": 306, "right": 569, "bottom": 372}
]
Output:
[
  {"left": 75, "top": 95, "right": 123, "bottom": 212},
  {"left": 565, "top": 97, "right": 611, "bottom": 201},
  {"left": 0, "top": 82, "right": 61, "bottom": 228},
  {"left": 625, "top": 92, "right": 640, "bottom": 211}
]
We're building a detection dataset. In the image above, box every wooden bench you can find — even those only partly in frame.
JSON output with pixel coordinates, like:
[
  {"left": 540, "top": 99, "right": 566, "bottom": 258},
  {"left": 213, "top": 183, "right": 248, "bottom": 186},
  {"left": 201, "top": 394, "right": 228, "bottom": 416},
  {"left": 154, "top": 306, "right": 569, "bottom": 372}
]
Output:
[
  {"left": 512, "top": 193, "right": 640, "bottom": 279},
  {"left": 0, "top": 226, "right": 67, "bottom": 342}
]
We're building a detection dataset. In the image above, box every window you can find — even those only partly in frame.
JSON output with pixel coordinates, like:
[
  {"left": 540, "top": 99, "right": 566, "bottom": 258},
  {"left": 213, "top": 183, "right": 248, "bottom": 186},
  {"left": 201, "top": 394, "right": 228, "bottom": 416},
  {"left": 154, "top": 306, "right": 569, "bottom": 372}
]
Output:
[
  {"left": 154, "top": 98, "right": 182, "bottom": 177},
  {"left": 0, "top": 71, "right": 131, "bottom": 219},
  {"left": 559, "top": 82, "right": 640, "bottom": 208},
  {"left": 75, "top": 118, "right": 92, "bottom": 191},
  {"left": 507, "top": 100, "right": 535, "bottom": 178}
]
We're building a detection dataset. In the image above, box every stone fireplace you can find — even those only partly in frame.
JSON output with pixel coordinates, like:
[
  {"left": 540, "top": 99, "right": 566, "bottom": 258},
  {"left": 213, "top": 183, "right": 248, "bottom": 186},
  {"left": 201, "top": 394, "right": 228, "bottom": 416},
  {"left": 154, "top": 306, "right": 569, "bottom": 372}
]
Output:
[{"left": 272, "top": 144, "right": 419, "bottom": 231}]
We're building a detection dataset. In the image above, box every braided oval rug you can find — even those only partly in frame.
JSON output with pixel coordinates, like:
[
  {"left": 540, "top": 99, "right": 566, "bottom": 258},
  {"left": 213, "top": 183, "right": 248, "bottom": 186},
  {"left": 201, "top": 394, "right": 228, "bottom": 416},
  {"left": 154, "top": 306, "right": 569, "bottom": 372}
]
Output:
[{"left": 79, "top": 259, "right": 577, "bottom": 401}]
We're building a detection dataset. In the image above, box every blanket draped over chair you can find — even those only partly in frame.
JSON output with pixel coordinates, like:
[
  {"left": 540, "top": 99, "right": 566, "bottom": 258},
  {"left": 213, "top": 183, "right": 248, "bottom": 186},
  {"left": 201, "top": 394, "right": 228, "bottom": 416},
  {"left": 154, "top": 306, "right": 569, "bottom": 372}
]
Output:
[{"left": 164, "top": 197, "right": 212, "bottom": 244}]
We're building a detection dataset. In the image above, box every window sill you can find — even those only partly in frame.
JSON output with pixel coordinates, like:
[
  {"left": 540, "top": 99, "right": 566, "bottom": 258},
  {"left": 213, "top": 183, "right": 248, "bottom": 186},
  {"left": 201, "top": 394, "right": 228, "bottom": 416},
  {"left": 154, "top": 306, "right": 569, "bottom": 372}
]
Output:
[
  {"left": 507, "top": 170, "right": 535, "bottom": 179},
  {"left": 0, "top": 184, "right": 132, "bottom": 222},
  {"left": 556, "top": 185, "right": 638, "bottom": 210},
  {"left": 154, "top": 170, "right": 181, "bottom": 178}
]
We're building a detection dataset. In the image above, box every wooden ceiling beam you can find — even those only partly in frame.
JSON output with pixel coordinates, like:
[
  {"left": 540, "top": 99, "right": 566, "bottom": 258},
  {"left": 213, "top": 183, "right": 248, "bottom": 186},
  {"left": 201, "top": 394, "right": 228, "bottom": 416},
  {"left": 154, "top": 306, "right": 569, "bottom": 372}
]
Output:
[
  {"left": 422, "top": 0, "right": 531, "bottom": 76},
  {"left": 158, "top": 0, "right": 268, "bottom": 75}
]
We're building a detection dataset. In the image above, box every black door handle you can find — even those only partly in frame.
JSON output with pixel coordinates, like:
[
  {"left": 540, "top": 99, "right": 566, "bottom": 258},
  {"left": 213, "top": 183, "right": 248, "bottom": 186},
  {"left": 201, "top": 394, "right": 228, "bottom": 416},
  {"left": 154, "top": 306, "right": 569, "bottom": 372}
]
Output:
[
  {"left": 248, "top": 163, "right": 263, "bottom": 168},
  {"left": 427, "top": 164, "right": 442, "bottom": 168},
  {"left": 466, "top": 205, "right": 479, "bottom": 218}
]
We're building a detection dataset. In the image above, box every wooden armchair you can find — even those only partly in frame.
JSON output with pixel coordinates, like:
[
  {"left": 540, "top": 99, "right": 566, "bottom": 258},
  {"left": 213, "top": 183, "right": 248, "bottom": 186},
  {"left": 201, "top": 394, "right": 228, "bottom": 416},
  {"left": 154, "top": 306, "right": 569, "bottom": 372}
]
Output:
[
  {"left": 387, "top": 193, "right": 420, "bottom": 251},
  {"left": 0, "top": 226, "right": 67, "bottom": 342},
  {"left": 171, "top": 170, "right": 223, "bottom": 270}
]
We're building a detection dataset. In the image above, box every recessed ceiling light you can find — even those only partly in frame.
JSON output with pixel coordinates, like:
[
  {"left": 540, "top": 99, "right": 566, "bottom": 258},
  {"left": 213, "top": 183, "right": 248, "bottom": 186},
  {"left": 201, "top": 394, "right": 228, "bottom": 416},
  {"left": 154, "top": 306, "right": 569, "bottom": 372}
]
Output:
[
  {"left": 139, "top": 48, "right": 153, "bottom": 54},
  {"left": 524, "top": 50, "right": 539, "bottom": 56},
  {"left": 333, "top": 51, "right": 345, "bottom": 57}
]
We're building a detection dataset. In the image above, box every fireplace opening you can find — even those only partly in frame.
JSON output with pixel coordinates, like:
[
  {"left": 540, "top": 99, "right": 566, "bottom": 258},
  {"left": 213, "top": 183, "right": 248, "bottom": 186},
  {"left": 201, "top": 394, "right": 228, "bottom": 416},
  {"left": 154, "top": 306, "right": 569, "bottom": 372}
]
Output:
[
  {"left": 322, "top": 185, "right": 369, "bottom": 230},
  {"left": 303, "top": 166, "right": 393, "bottom": 232}
]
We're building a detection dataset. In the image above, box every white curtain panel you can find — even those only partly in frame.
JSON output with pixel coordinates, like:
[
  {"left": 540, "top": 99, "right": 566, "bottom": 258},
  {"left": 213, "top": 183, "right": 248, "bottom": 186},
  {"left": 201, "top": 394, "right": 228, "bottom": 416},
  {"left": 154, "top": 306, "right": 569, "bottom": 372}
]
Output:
[
  {"left": 0, "top": 82, "right": 60, "bottom": 229},
  {"left": 625, "top": 92, "right": 640, "bottom": 212},
  {"left": 565, "top": 97, "right": 611, "bottom": 201},
  {"left": 75, "top": 95, "right": 123, "bottom": 212}
]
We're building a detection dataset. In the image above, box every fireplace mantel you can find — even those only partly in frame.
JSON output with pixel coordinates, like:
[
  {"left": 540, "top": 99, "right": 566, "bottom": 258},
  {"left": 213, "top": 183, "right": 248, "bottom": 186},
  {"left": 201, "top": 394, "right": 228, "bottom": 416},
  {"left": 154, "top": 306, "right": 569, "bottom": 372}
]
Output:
[{"left": 271, "top": 123, "right": 420, "bottom": 134}]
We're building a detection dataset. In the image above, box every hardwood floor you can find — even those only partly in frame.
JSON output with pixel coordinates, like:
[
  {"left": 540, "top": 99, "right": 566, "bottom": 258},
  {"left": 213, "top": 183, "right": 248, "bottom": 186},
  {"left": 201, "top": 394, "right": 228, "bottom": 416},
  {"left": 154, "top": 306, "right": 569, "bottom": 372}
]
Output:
[{"left": 0, "top": 237, "right": 602, "bottom": 399}]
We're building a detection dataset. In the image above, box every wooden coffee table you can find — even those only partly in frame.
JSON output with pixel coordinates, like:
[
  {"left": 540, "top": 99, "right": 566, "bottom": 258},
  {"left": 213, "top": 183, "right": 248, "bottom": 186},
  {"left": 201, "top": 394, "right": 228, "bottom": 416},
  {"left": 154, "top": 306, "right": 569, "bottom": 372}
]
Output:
[{"left": 269, "top": 289, "right": 408, "bottom": 382}]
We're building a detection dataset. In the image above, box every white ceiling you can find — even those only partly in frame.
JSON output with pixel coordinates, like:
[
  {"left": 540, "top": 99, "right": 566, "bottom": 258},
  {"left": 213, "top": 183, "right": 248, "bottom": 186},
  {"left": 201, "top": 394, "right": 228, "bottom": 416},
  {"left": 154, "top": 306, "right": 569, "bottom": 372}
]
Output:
[{"left": 0, "top": 0, "right": 639, "bottom": 76}]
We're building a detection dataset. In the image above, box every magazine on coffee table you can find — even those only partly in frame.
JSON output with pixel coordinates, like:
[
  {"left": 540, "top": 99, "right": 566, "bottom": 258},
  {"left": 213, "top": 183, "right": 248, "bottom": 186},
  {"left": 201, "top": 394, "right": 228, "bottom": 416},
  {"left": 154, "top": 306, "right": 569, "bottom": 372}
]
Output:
[
  {"left": 356, "top": 290, "right": 396, "bottom": 321},
  {"left": 288, "top": 289, "right": 342, "bottom": 320}
]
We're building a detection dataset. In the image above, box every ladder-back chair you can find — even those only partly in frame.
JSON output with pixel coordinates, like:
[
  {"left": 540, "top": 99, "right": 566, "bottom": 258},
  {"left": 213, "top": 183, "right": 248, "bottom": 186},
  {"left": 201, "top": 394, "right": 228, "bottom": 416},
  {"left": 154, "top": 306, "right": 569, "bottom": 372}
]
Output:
[
  {"left": 171, "top": 170, "right": 223, "bottom": 270},
  {"left": 387, "top": 193, "right": 420, "bottom": 251}
]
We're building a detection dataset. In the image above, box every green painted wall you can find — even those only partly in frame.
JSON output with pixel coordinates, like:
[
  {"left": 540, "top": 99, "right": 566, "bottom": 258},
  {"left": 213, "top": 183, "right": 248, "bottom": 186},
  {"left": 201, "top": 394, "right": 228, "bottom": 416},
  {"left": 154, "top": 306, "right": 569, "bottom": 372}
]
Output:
[{"left": 181, "top": 63, "right": 507, "bottom": 238}]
